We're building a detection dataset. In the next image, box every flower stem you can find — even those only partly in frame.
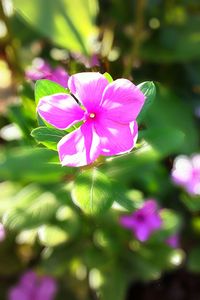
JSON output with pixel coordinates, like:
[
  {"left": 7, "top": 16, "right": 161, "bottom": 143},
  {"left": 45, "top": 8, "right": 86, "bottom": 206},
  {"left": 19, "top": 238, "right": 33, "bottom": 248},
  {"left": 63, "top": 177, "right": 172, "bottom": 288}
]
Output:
[{"left": 123, "top": 0, "right": 147, "bottom": 78}]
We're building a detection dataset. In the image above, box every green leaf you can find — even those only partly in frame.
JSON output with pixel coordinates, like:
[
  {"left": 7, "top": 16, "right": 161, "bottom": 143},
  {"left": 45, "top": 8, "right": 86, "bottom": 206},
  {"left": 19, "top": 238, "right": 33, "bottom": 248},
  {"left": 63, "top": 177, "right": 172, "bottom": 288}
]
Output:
[
  {"left": 113, "top": 189, "right": 135, "bottom": 211},
  {"left": 72, "top": 168, "right": 115, "bottom": 215},
  {"left": 13, "top": 0, "right": 98, "bottom": 54},
  {"left": 31, "top": 127, "right": 66, "bottom": 150},
  {"left": 137, "top": 81, "right": 156, "bottom": 123},
  {"left": 19, "top": 82, "right": 36, "bottom": 120},
  {"left": 16, "top": 229, "right": 38, "bottom": 245},
  {"left": 38, "top": 225, "right": 69, "bottom": 246},
  {"left": 104, "top": 146, "right": 170, "bottom": 196},
  {"left": 188, "top": 246, "right": 200, "bottom": 272},
  {"left": 141, "top": 127, "right": 185, "bottom": 158},
  {"left": 129, "top": 244, "right": 182, "bottom": 281},
  {"left": 0, "top": 182, "right": 21, "bottom": 217},
  {"left": 99, "top": 268, "right": 128, "bottom": 300},
  {"left": 3, "top": 185, "right": 59, "bottom": 230},
  {"left": 0, "top": 147, "right": 68, "bottom": 183},
  {"left": 8, "top": 104, "right": 35, "bottom": 140},
  {"left": 35, "top": 79, "right": 68, "bottom": 105},
  {"left": 181, "top": 193, "right": 200, "bottom": 212},
  {"left": 161, "top": 209, "right": 181, "bottom": 233},
  {"left": 144, "top": 85, "right": 198, "bottom": 153},
  {"left": 111, "top": 183, "right": 143, "bottom": 212},
  {"left": 103, "top": 72, "right": 113, "bottom": 83}
]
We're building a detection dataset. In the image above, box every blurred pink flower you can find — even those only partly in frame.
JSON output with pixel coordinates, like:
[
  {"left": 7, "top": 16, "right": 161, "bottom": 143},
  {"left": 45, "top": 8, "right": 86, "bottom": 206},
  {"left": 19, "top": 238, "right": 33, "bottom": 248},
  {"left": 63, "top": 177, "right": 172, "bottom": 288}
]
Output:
[
  {"left": 195, "top": 106, "right": 200, "bottom": 118},
  {"left": 71, "top": 53, "right": 100, "bottom": 68},
  {"left": 26, "top": 58, "right": 69, "bottom": 88},
  {"left": 166, "top": 234, "right": 180, "bottom": 248},
  {"left": 0, "top": 223, "right": 5, "bottom": 241},
  {"left": 8, "top": 271, "right": 57, "bottom": 300},
  {"left": 171, "top": 154, "right": 200, "bottom": 196},
  {"left": 120, "top": 200, "right": 162, "bottom": 242},
  {"left": 37, "top": 72, "right": 145, "bottom": 167}
]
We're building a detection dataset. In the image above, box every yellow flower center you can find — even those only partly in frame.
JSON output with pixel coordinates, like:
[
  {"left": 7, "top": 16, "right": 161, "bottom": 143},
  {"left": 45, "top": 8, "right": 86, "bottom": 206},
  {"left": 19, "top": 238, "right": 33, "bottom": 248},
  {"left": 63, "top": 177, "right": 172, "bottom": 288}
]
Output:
[{"left": 89, "top": 113, "right": 96, "bottom": 119}]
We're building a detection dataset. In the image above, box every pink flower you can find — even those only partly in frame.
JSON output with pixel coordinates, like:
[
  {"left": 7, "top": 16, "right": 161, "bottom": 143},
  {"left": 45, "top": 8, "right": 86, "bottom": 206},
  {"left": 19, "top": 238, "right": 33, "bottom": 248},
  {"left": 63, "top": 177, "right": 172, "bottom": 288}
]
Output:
[
  {"left": 195, "top": 106, "right": 200, "bottom": 118},
  {"left": 120, "top": 200, "right": 162, "bottom": 242},
  {"left": 0, "top": 223, "right": 5, "bottom": 241},
  {"left": 166, "top": 234, "right": 180, "bottom": 248},
  {"left": 171, "top": 154, "right": 200, "bottom": 196},
  {"left": 8, "top": 271, "right": 57, "bottom": 300},
  {"left": 71, "top": 53, "right": 100, "bottom": 68},
  {"left": 37, "top": 72, "right": 145, "bottom": 167},
  {"left": 26, "top": 58, "right": 69, "bottom": 88}
]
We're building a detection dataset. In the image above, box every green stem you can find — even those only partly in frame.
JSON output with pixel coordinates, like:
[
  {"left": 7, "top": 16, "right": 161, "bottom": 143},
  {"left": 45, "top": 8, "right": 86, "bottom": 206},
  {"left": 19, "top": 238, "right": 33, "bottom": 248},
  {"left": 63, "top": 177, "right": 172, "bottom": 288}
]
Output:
[{"left": 123, "top": 0, "right": 147, "bottom": 78}]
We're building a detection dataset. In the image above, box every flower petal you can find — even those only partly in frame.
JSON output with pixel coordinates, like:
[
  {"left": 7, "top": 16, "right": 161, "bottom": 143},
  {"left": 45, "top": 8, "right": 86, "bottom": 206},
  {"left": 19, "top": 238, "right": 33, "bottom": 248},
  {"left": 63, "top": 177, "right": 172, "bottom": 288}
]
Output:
[
  {"left": 8, "top": 287, "right": 31, "bottom": 300},
  {"left": 101, "top": 79, "right": 145, "bottom": 123},
  {"left": 25, "top": 58, "right": 51, "bottom": 81},
  {"left": 68, "top": 72, "right": 108, "bottom": 111},
  {"left": 171, "top": 155, "right": 193, "bottom": 186},
  {"left": 141, "top": 200, "right": 158, "bottom": 215},
  {"left": 95, "top": 118, "right": 138, "bottom": 156},
  {"left": 58, "top": 122, "right": 100, "bottom": 167},
  {"left": 134, "top": 225, "right": 151, "bottom": 242},
  {"left": 120, "top": 215, "right": 135, "bottom": 229},
  {"left": 166, "top": 235, "right": 179, "bottom": 248},
  {"left": 36, "top": 277, "right": 57, "bottom": 300},
  {"left": 37, "top": 93, "right": 85, "bottom": 130},
  {"left": 0, "top": 223, "right": 5, "bottom": 241},
  {"left": 147, "top": 213, "right": 162, "bottom": 230},
  {"left": 47, "top": 66, "right": 69, "bottom": 88},
  {"left": 20, "top": 271, "right": 37, "bottom": 290}
]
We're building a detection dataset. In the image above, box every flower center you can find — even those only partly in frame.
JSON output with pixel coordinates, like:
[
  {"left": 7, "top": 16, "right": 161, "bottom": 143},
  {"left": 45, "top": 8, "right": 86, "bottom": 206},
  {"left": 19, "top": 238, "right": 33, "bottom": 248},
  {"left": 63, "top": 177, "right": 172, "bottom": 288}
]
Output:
[
  {"left": 136, "top": 214, "right": 145, "bottom": 223},
  {"left": 89, "top": 113, "right": 96, "bottom": 119}
]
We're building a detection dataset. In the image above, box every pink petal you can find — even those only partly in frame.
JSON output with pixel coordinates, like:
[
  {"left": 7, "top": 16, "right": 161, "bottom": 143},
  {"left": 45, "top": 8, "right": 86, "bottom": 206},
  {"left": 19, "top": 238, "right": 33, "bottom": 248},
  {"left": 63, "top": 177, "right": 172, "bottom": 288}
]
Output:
[
  {"left": 47, "top": 66, "right": 69, "bottom": 88},
  {"left": 147, "top": 214, "right": 162, "bottom": 230},
  {"left": 141, "top": 200, "right": 158, "bottom": 215},
  {"left": 101, "top": 79, "right": 145, "bottom": 123},
  {"left": 186, "top": 180, "right": 200, "bottom": 196},
  {"left": 166, "top": 234, "right": 180, "bottom": 248},
  {"left": 25, "top": 58, "right": 51, "bottom": 81},
  {"left": 120, "top": 215, "right": 135, "bottom": 229},
  {"left": 171, "top": 156, "right": 193, "bottom": 185},
  {"left": 58, "top": 122, "right": 100, "bottom": 167},
  {"left": 20, "top": 271, "right": 37, "bottom": 288},
  {"left": 68, "top": 72, "right": 109, "bottom": 111},
  {"left": 134, "top": 225, "right": 151, "bottom": 242},
  {"left": 8, "top": 287, "right": 30, "bottom": 300},
  {"left": 95, "top": 118, "right": 138, "bottom": 156},
  {"left": 0, "top": 223, "right": 5, "bottom": 241},
  {"left": 36, "top": 277, "right": 57, "bottom": 300},
  {"left": 37, "top": 93, "right": 85, "bottom": 130}
]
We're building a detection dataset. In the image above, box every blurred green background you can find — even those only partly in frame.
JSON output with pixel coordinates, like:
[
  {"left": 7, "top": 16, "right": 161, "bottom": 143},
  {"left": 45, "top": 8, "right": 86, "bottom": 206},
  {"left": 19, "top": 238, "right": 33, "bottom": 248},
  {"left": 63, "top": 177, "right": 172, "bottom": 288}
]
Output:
[{"left": 0, "top": 1, "right": 200, "bottom": 300}]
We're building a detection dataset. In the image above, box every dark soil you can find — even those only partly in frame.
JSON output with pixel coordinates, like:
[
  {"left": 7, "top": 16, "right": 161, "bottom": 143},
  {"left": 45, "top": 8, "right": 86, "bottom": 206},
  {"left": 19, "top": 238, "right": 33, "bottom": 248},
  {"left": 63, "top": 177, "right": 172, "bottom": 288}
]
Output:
[{"left": 127, "top": 269, "right": 200, "bottom": 300}]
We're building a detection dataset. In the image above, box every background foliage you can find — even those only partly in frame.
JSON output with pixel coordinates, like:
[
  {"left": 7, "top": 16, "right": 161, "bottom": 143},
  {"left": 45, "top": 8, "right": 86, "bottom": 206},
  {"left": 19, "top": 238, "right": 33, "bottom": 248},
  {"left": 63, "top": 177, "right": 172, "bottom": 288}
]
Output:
[{"left": 0, "top": 0, "right": 200, "bottom": 299}]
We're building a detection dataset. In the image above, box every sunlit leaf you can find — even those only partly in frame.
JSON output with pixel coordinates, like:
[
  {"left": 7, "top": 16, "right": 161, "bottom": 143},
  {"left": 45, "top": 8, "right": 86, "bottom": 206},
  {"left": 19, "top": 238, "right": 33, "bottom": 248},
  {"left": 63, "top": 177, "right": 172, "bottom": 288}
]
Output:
[
  {"left": 103, "top": 72, "right": 113, "bottom": 83},
  {"left": 72, "top": 168, "right": 115, "bottom": 215},
  {"left": 35, "top": 79, "right": 68, "bottom": 105},
  {"left": 38, "top": 225, "right": 69, "bottom": 246},
  {"left": 0, "top": 147, "right": 68, "bottom": 183},
  {"left": 137, "top": 81, "right": 156, "bottom": 123},
  {"left": 31, "top": 127, "right": 66, "bottom": 151},
  {"left": 13, "top": 0, "right": 99, "bottom": 54},
  {"left": 3, "top": 185, "right": 59, "bottom": 230}
]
